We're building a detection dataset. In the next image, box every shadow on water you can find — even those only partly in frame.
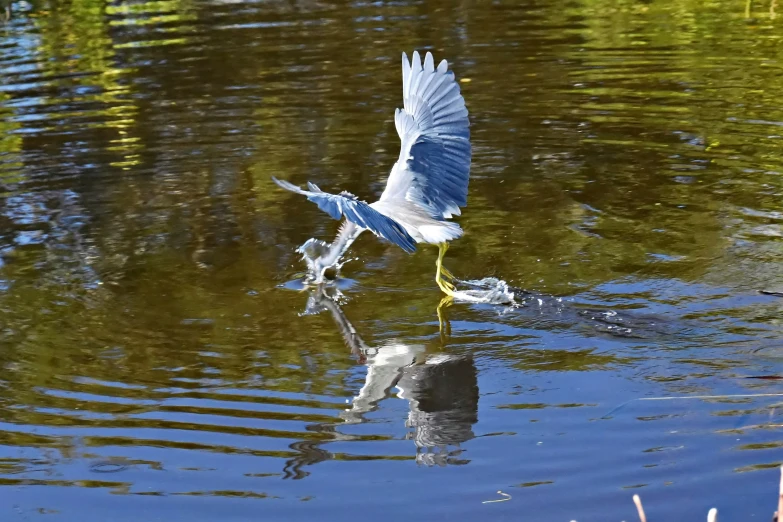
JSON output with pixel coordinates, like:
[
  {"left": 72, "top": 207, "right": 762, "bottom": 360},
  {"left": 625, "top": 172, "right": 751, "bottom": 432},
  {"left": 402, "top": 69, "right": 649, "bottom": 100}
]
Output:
[
  {"left": 291, "top": 284, "right": 479, "bottom": 473},
  {"left": 508, "top": 285, "right": 686, "bottom": 340}
]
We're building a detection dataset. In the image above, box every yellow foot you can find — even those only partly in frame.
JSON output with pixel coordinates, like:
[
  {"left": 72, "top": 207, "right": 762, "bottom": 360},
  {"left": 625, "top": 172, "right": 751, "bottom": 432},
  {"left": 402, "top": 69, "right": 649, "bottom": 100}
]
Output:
[{"left": 437, "top": 277, "right": 457, "bottom": 296}]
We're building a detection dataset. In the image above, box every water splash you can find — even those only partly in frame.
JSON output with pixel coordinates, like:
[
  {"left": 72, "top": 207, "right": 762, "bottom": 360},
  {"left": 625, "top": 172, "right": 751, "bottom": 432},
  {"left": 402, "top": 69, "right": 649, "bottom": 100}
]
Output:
[
  {"left": 450, "top": 277, "right": 517, "bottom": 306},
  {"left": 296, "top": 234, "right": 358, "bottom": 283},
  {"left": 293, "top": 238, "right": 517, "bottom": 307}
]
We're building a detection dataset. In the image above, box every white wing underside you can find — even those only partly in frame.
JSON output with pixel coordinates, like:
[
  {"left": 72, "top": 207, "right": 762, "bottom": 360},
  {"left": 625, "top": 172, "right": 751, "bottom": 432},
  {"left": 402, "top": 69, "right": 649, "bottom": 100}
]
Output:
[{"left": 380, "top": 51, "right": 472, "bottom": 221}]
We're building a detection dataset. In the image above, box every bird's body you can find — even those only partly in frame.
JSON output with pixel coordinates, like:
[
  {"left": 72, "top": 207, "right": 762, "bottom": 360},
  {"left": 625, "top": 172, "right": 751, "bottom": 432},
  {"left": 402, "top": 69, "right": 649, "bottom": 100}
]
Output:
[
  {"left": 273, "top": 51, "right": 471, "bottom": 294},
  {"left": 370, "top": 199, "right": 463, "bottom": 244}
]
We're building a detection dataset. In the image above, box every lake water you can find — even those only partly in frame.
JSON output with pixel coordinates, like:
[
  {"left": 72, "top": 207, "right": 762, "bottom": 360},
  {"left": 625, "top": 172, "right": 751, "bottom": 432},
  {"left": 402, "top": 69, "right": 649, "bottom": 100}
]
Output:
[{"left": 1, "top": 0, "right": 782, "bottom": 520}]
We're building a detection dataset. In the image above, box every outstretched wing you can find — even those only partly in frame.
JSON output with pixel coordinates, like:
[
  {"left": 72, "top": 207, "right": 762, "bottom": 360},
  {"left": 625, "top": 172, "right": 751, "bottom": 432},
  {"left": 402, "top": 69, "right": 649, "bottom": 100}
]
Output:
[
  {"left": 380, "top": 51, "right": 471, "bottom": 219},
  {"left": 272, "top": 177, "right": 417, "bottom": 253}
]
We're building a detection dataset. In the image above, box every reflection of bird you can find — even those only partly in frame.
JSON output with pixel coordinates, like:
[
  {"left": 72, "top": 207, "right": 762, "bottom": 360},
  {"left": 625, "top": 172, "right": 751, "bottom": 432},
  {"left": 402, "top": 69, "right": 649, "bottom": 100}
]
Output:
[
  {"left": 273, "top": 50, "right": 471, "bottom": 295},
  {"left": 309, "top": 286, "right": 478, "bottom": 466},
  {"left": 397, "top": 355, "right": 478, "bottom": 466}
]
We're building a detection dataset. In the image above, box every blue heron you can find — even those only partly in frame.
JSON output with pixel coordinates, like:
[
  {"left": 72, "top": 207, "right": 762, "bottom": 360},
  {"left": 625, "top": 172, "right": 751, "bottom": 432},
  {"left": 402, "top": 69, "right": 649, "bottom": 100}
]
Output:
[{"left": 273, "top": 50, "right": 471, "bottom": 295}]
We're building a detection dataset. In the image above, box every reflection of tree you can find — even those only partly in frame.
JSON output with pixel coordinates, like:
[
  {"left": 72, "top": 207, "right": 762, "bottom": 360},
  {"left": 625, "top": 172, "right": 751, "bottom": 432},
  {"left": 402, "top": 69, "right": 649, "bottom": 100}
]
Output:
[
  {"left": 0, "top": 91, "right": 22, "bottom": 177},
  {"left": 6, "top": 0, "right": 780, "bottom": 302},
  {"left": 25, "top": 0, "right": 144, "bottom": 169},
  {"left": 544, "top": 0, "right": 783, "bottom": 293},
  {"left": 430, "top": 0, "right": 783, "bottom": 293}
]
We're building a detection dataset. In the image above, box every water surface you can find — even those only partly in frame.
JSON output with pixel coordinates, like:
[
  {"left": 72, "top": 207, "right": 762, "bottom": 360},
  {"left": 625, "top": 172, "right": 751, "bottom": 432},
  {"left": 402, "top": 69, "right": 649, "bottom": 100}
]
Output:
[{"left": 1, "top": 0, "right": 783, "bottom": 520}]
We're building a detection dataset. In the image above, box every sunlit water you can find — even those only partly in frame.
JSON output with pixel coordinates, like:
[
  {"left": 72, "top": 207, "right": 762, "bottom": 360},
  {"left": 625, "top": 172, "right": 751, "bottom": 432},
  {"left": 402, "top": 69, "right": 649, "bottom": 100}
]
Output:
[{"left": 1, "top": 0, "right": 783, "bottom": 520}]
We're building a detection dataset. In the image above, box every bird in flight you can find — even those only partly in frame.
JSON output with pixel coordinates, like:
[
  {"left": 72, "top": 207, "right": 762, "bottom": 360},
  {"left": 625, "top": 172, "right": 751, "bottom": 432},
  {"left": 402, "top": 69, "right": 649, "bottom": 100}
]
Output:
[{"left": 273, "top": 50, "right": 471, "bottom": 296}]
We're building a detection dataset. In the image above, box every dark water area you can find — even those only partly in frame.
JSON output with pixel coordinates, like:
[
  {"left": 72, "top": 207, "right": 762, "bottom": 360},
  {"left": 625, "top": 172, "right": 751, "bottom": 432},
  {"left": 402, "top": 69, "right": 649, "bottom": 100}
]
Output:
[{"left": 1, "top": 0, "right": 783, "bottom": 520}]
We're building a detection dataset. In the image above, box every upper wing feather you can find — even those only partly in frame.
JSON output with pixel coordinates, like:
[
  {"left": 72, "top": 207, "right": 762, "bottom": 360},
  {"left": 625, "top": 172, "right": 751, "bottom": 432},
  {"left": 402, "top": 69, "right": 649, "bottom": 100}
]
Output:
[
  {"left": 272, "top": 177, "right": 417, "bottom": 253},
  {"left": 381, "top": 51, "right": 471, "bottom": 219}
]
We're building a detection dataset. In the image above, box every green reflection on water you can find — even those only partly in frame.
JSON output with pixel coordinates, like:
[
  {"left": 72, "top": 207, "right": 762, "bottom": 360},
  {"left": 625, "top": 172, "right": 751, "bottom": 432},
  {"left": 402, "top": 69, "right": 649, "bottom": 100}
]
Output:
[{"left": 0, "top": 0, "right": 782, "bottom": 514}]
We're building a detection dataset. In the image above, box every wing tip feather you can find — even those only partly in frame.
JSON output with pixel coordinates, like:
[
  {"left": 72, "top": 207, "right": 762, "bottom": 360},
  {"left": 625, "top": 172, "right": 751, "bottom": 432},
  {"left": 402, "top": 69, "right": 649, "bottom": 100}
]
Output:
[
  {"left": 389, "top": 50, "right": 472, "bottom": 221},
  {"left": 272, "top": 176, "right": 302, "bottom": 194},
  {"left": 424, "top": 51, "right": 434, "bottom": 72}
]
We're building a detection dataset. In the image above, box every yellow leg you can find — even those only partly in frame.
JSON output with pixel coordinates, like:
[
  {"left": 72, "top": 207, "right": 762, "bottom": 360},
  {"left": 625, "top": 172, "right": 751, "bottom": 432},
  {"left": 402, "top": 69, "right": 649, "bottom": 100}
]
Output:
[
  {"left": 435, "top": 242, "right": 457, "bottom": 296},
  {"left": 437, "top": 295, "right": 454, "bottom": 339}
]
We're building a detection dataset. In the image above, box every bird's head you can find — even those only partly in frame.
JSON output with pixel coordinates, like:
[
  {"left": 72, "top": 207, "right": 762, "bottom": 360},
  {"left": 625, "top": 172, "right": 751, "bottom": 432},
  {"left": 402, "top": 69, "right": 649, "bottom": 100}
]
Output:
[
  {"left": 297, "top": 238, "right": 331, "bottom": 261},
  {"left": 296, "top": 238, "right": 334, "bottom": 283}
]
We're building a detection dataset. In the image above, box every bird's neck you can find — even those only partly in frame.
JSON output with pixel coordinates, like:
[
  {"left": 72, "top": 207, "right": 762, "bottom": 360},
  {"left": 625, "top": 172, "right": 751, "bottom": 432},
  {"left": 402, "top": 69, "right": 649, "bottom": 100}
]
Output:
[{"left": 318, "top": 221, "right": 362, "bottom": 270}]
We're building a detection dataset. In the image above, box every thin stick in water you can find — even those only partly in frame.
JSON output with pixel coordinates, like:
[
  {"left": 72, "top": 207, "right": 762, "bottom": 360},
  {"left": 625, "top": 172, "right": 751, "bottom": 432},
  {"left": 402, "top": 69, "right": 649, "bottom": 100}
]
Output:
[
  {"left": 482, "top": 490, "right": 511, "bottom": 504},
  {"left": 633, "top": 494, "right": 647, "bottom": 522}
]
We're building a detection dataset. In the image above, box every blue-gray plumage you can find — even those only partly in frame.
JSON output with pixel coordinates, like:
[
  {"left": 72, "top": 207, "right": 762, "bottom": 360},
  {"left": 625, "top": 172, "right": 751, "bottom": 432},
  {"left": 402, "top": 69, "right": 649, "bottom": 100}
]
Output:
[
  {"left": 271, "top": 178, "right": 416, "bottom": 253},
  {"left": 273, "top": 50, "right": 472, "bottom": 294}
]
